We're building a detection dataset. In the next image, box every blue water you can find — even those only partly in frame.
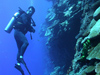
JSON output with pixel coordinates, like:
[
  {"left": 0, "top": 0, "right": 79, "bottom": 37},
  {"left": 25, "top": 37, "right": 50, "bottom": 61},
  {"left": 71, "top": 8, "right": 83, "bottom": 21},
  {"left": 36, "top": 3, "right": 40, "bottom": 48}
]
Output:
[{"left": 0, "top": 0, "right": 52, "bottom": 75}]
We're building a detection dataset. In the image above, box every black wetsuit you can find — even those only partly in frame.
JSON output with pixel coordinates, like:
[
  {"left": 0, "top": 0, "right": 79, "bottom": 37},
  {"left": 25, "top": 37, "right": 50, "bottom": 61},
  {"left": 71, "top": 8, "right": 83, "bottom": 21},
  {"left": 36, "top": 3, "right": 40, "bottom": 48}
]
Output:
[{"left": 14, "top": 13, "right": 35, "bottom": 61}]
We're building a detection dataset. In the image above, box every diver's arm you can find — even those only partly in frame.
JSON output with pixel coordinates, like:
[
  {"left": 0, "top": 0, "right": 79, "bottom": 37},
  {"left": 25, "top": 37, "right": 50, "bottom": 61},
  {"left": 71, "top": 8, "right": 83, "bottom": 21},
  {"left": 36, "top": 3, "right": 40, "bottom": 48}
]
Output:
[
  {"left": 28, "top": 26, "right": 35, "bottom": 33},
  {"left": 31, "top": 19, "right": 36, "bottom": 26}
]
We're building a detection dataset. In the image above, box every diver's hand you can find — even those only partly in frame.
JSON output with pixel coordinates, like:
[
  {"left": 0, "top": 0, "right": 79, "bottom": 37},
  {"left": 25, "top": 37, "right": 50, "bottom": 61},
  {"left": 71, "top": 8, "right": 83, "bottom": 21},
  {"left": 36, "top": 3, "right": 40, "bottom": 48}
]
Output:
[
  {"left": 32, "top": 29, "right": 35, "bottom": 33},
  {"left": 31, "top": 23, "right": 36, "bottom": 27}
]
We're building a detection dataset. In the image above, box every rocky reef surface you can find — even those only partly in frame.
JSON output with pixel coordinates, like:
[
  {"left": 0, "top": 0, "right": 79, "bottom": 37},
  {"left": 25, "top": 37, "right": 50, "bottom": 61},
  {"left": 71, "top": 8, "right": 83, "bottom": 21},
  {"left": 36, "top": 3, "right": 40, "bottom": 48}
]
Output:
[{"left": 41, "top": 0, "right": 100, "bottom": 75}]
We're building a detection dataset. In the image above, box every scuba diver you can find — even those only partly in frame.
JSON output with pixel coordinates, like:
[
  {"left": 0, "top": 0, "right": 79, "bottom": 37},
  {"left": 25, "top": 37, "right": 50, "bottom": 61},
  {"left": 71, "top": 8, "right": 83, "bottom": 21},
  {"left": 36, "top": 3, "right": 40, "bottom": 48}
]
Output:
[
  {"left": 5, "top": 6, "right": 36, "bottom": 75},
  {"left": 14, "top": 6, "right": 36, "bottom": 75}
]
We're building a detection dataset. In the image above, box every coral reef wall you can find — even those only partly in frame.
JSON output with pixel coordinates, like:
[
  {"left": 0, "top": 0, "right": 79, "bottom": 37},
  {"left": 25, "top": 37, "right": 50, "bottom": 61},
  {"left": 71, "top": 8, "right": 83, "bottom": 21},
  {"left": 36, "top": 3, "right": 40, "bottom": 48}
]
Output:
[
  {"left": 67, "top": 0, "right": 100, "bottom": 75},
  {"left": 41, "top": 0, "right": 100, "bottom": 75}
]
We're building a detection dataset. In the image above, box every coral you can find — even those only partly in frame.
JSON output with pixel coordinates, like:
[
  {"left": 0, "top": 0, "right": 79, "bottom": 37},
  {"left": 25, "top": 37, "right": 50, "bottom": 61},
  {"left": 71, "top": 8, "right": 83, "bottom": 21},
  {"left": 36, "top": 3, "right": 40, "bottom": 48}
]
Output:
[
  {"left": 95, "top": 63, "right": 100, "bottom": 74},
  {"left": 82, "top": 19, "right": 96, "bottom": 37},
  {"left": 86, "top": 43, "right": 100, "bottom": 60},
  {"left": 59, "top": 20, "right": 69, "bottom": 31},
  {"left": 46, "top": 8, "right": 56, "bottom": 22},
  {"left": 45, "top": 28, "right": 52, "bottom": 36},
  {"left": 80, "top": 39, "right": 91, "bottom": 60},
  {"left": 75, "top": 12, "right": 92, "bottom": 39},
  {"left": 75, "top": 37, "right": 83, "bottom": 51},
  {"left": 66, "top": 1, "right": 100, "bottom": 75},
  {"left": 82, "top": 19, "right": 100, "bottom": 43},
  {"left": 91, "top": 0, "right": 100, "bottom": 10},
  {"left": 85, "top": 66, "right": 95, "bottom": 73},
  {"left": 41, "top": 0, "right": 100, "bottom": 75},
  {"left": 93, "top": 6, "right": 100, "bottom": 21},
  {"left": 63, "top": 5, "right": 74, "bottom": 17},
  {"left": 50, "top": 66, "right": 61, "bottom": 75}
]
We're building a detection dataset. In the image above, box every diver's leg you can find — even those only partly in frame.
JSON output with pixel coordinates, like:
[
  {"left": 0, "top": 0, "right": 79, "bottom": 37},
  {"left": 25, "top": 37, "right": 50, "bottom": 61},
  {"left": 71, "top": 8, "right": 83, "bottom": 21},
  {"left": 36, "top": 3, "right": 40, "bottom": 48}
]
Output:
[
  {"left": 20, "top": 40, "right": 29, "bottom": 56},
  {"left": 14, "top": 30, "right": 25, "bottom": 75},
  {"left": 14, "top": 30, "right": 23, "bottom": 62},
  {"left": 15, "top": 40, "right": 22, "bottom": 61},
  {"left": 18, "top": 40, "right": 29, "bottom": 64},
  {"left": 15, "top": 30, "right": 29, "bottom": 57},
  {"left": 15, "top": 32, "right": 31, "bottom": 75},
  {"left": 16, "top": 32, "right": 29, "bottom": 64},
  {"left": 16, "top": 41, "right": 22, "bottom": 63}
]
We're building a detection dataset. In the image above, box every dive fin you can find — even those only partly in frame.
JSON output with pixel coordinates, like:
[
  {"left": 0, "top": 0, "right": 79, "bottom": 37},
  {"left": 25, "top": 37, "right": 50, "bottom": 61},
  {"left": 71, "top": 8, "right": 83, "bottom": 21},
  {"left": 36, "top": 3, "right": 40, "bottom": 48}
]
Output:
[
  {"left": 23, "top": 63, "right": 31, "bottom": 75},
  {"left": 15, "top": 64, "right": 24, "bottom": 75},
  {"left": 21, "top": 60, "right": 31, "bottom": 75},
  {"left": 17, "top": 58, "right": 31, "bottom": 75}
]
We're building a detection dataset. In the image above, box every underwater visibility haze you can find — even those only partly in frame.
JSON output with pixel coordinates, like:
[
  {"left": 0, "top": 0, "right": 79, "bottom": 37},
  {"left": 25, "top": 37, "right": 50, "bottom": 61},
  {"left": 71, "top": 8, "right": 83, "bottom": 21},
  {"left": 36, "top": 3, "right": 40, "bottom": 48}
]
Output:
[
  {"left": 0, "top": 0, "right": 52, "bottom": 75},
  {"left": 1, "top": 0, "right": 98, "bottom": 75}
]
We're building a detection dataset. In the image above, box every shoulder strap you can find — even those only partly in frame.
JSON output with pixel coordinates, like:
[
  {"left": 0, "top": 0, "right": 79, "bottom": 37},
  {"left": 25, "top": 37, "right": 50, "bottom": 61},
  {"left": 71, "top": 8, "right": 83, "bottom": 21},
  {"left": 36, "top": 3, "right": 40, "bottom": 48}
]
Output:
[{"left": 18, "top": 7, "right": 26, "bottom": 15}]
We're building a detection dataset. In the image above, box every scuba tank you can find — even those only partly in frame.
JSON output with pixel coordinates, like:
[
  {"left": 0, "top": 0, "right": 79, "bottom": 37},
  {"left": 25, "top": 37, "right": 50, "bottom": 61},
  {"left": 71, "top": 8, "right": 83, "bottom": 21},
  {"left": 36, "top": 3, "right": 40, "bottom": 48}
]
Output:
[
  {"left": 5, "top": 7, "right": 25, "bottom": 33},
  {"left": 5, "top": 12, "right": 20, "bottom": 33}
]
